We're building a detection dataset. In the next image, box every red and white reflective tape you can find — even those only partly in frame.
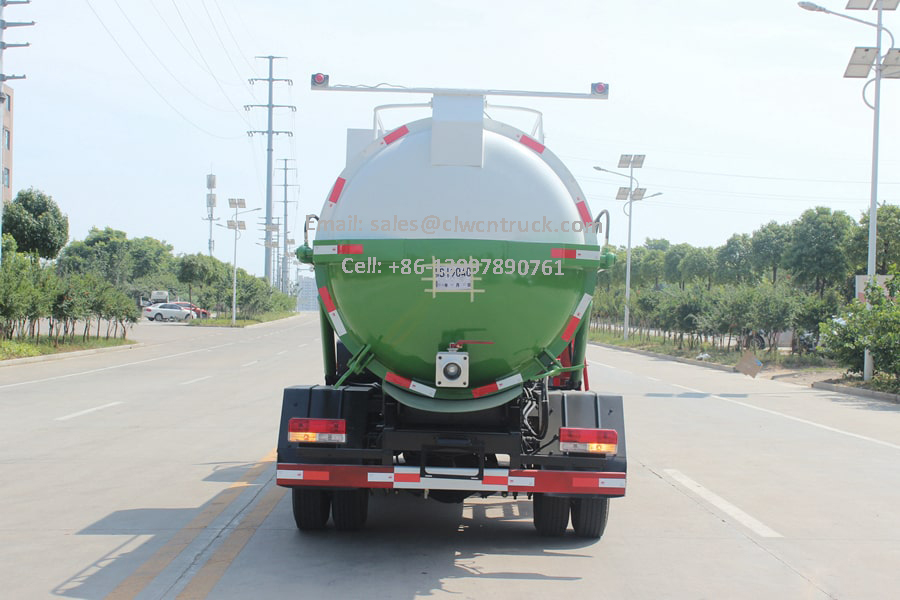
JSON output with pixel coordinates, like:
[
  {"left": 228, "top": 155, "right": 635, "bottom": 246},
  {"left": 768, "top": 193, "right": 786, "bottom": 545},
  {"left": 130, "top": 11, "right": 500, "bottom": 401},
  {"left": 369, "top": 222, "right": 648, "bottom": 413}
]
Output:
[
  {"left": 575, "top": 199, "right": 592, "bottom": 224},
  {"left": 551, "top": 248, "right": 602, "bottom": 261},
  {"left": 313, "top": 244, "right": 364, "bottom": 255},
  {"left": 317, "top": 286, "right": 347, "bottom": 336},
  {"left": 518, "top": 134, "right": 545, "bottom": 154},
  {"left": 385, "top": 371, "right": 437, "bottom": 398},
  {"left": 327, "top": 177, "right": 347, "bottom": 205},
  {"left": 561, "top": 293, "right": 592, "bottom": 342},
  {"left": 383, "top": 125, "right": 410, "bottom": 145},
  {"left": 276, "top": 463, "right": 627, "bottom": 496},
  {"left": 471, "top": 373, "right": 524, "bottom": 399}
]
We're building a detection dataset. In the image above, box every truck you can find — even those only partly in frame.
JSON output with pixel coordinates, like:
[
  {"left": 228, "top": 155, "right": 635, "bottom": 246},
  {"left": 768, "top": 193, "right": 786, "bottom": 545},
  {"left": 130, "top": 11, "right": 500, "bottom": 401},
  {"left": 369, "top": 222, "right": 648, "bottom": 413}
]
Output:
[
  {"left": 277, "top": 75, "right": 625, "bottom": 538},
  {"left": 149, "top": 290, "right": 169, "bottom": 304}
]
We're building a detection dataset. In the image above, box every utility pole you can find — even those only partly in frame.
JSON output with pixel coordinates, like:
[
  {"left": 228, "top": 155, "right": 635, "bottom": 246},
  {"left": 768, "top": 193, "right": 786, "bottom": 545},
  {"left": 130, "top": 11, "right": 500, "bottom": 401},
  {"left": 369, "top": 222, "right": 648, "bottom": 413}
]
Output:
[
  {"left": 0, "top": 0, "right": 33, "bottom": 265},
  {"left": 276, "top": 158, "right": 298, "bottom": 294},
  {"left": 204, "top": 173, "right": 218, "bottom": 257},
  {"left": 246, "top": 56, "right": 294, "bottom": 285}
]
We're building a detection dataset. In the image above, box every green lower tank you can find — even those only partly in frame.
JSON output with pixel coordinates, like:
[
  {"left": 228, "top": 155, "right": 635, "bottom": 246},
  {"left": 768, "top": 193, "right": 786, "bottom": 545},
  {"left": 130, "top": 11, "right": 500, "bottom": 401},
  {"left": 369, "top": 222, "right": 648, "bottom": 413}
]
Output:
[{"left": 300, "top": 115, "right": 614, "bottom": 411}]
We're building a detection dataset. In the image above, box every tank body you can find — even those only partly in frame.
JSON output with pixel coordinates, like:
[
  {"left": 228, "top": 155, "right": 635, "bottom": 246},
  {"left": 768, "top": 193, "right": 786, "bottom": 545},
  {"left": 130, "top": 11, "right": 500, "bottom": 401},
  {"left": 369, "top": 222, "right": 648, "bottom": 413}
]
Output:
[{"left": 312, "top": 110, "right": 605, "bottom": 408}]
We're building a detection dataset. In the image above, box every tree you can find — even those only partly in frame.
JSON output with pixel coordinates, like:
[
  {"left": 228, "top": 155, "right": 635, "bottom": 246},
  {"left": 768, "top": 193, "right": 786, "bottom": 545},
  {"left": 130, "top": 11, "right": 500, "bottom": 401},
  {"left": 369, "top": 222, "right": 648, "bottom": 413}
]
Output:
[
  {"left": 785, "top": 206, "right": 855, "bottom": 297},
  {"left": 849, "top": 204, "right": 900, "bottom": 275},
  {"left": 716, "top": 234, "right": 754, "bottom": 285},
  {"left": 680, "top": 246, "right": 716, "bottom": 290},
  {"left": 664, "top": 243, "right": 691, "bottom": 289},
  {"left": 1, "top": 188, "right": 69, "bottom": 259},
  {"left": 57, "top": 227, "right": 133, "bottom": 285},
  {"left": 750, "top": 221, "right": 789, "bottom": 284},
  {"left": 129, "top": 236, "right": 174, "bottom": 280},
  {"left": 176, "top": 253, "right": 219, "bottom": 307}
]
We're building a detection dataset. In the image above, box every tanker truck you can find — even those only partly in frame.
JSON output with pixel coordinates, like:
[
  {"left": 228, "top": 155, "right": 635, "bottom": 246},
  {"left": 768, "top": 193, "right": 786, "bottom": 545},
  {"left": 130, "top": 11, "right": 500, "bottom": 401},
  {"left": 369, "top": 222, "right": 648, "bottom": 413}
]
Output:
[{"left": 277, "top": 75, "right": 625, "bottom": 538}]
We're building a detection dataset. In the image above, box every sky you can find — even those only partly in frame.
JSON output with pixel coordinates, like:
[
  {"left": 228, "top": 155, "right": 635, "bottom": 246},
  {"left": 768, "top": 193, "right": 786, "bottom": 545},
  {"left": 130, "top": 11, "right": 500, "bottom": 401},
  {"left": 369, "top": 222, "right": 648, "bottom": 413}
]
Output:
[{"left": 5, "top": 0, "right": 900, "bottom": 277}]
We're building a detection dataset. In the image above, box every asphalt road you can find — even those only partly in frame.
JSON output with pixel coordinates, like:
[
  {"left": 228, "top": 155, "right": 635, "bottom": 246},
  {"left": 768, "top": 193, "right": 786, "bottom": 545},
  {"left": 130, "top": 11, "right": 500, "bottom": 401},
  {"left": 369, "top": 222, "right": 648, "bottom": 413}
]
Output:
[{"left": 2, "top": 316, "right": 899, "bottom": 599}]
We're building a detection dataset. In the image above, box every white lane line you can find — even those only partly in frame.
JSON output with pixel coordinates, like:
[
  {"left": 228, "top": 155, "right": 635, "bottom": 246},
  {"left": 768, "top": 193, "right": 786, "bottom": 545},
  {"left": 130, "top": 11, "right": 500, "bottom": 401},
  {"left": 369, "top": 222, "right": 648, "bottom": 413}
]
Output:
[
  {"left": 645, "top": 376, "right": 661, "bottom": 382},
  {"left": 711, "top": 393, "right": 900, "bottom": 452},
  {"left": 241, "top": 360, "right": 258, "bottom": 367},
  {"left": 0, "top": 342, "right": 235, "bottom": 391},
  {"left": 297, "top": 343, "right": 307, "bottom": 349},
  {"left": 276, "top": 350, "right": 288, "bottom": 356},
  {"left": 587, "top": 360, "right": 631, "bottom": 374},
  {"left": 667, "top": 383, "right": 900, "bottom": 452},
  {"left": 664, "top": 469, "right": 783, "bottom": 538},
  {"left": 56, "top": 401, "right": 123, "bottom": 422},
  {"left": 180, "top": 375, "right": 212, "bottom": 386}
]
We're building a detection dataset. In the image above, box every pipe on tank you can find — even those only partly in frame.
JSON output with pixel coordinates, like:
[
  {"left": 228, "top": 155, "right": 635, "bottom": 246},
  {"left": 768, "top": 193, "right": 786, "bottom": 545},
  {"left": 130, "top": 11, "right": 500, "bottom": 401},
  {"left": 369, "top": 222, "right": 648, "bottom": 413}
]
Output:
[
  {"left": 319, "top": 305, "right": 338, "bottom": 385},
  {"left": 569, "top": 301, "right": 592, "bottom": 390}
]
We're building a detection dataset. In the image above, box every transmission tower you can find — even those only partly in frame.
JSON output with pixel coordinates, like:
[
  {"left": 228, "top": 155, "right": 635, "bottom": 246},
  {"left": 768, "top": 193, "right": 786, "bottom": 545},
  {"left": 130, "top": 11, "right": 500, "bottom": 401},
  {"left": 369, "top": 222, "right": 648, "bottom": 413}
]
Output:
[
  {"left": 246, "top": 56, "right": 294, "bottom": 284},
  {"left": 276, "top": 158, "right": 298, "bottom": 294},
  {"left": 0, "top": 0, "right": 33, "bottom": 264}
]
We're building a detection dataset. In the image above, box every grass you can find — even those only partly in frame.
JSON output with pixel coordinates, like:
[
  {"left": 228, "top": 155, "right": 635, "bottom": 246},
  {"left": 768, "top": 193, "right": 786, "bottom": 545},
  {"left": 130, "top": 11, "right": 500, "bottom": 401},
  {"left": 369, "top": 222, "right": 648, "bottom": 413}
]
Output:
[
  {"left": 588, "top": 329, "right": 835, "bottom": 370},
  {"left": 0, "top": 336, "right": 133, "bottom": 361},
  {"left": 187, "top": 310, "right": 298, "bottom": 328},
  {"left": 834, "top": 373, "right": 900, "bottom": 396}
]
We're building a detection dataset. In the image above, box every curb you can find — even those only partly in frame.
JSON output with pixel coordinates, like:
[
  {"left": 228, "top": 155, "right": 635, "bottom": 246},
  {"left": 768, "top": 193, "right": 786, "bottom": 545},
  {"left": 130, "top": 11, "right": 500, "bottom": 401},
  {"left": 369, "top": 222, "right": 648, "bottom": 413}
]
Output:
[
  {"left": 811, "top": 380, "right": 900, "bottom": 404},
  {"left": 590, "top": 342, "right": 738, "bottom": 373},
  {"left": 0, "top": 343, "right": 143, "bottom": 368}
]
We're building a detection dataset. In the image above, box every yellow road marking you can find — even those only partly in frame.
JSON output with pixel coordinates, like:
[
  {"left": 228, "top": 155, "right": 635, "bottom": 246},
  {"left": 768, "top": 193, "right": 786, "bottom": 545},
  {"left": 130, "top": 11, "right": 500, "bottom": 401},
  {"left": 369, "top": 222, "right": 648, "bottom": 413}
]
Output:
[
  {"left": 107, "top": 449, "right": 276, "bottom": 600},
  {"left": 177, "top": 484, "right": 287, "bottom": 599}
]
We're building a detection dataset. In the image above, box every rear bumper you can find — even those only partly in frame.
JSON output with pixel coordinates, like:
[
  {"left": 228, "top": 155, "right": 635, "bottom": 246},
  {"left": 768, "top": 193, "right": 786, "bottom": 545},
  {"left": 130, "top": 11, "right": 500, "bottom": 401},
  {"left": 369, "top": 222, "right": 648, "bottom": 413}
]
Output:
[{"left": 276, "top": 463, "right": 626, "bottom": 497}]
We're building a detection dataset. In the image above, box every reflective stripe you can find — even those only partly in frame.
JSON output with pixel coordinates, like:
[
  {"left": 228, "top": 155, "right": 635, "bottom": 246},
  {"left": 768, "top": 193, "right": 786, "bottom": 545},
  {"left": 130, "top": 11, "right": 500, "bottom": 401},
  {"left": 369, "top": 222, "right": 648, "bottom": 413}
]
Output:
[
  {"left": 277, "top": 464, "right": 627, "bottom": 496},
  {"left": 518, "top": 134, "right": 545, "bottom": 154},
  {"left": 327, "top": 177, "right": 346, "bottom": 204},
  {"left": 384, "top": 125, "right": 409, "bottom": 145}
]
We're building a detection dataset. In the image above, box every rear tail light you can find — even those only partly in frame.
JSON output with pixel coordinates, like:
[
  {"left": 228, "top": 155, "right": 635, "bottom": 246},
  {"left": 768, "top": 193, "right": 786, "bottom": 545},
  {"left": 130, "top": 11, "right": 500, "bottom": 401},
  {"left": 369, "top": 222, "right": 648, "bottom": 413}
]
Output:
[
  {"left": 559, "top": 427, "right": 618, "bottom": 455},
  {"left": 288, "top": 418, "right": 346, "bottom": 443}
]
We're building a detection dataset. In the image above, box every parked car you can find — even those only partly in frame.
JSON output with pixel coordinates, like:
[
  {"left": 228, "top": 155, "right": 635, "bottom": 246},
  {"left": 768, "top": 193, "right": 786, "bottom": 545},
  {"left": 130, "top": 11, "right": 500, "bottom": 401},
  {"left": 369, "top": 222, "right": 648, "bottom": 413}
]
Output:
[
  {"left": 172, "top": 301, "right": 209, "bottom": 318},
  {"left": 144, "top": 303, "right": 192, "bottom": 322}
]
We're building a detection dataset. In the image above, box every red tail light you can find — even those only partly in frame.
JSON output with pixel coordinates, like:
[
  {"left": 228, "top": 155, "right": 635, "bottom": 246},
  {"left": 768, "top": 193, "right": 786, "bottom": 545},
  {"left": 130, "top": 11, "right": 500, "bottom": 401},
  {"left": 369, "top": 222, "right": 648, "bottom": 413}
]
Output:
[
  {"left": 559, "top": 427, "right": 617, "bottom": 455},
  {"left": 288, "top": 418, "right": 346, "bottom": 443}
]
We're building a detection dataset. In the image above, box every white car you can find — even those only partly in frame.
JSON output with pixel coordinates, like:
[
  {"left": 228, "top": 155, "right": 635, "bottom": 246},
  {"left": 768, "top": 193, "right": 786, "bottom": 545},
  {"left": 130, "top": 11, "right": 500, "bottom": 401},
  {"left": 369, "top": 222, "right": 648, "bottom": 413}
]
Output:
[{"left": 144, "top": 303, "right": 192, "bottom": 322}]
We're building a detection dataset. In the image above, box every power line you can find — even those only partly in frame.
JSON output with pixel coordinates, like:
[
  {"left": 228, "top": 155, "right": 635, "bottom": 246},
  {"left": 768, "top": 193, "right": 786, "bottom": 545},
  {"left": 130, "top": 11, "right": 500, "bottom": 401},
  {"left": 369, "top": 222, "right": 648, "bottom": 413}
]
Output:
[
  {"left": 83, "top": 0, "right": 240, "bottom": 140},
  {"left": 112, "top": 0, "right": 230, "bottom": 112},
  {"left": 200, "top": 0, "right": 254, "bottom": 96},
  {"left": 212, "top": 0, "right": 256, "bottom": 73},
  {"left": 170, "top": 0, "right": 251, "bottom": 127}
]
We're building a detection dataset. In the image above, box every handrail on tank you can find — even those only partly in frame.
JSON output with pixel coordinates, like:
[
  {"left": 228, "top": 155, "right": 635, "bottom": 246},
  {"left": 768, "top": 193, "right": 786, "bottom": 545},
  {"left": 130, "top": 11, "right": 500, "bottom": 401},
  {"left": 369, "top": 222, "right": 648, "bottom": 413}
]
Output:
[
  {"left": 485, "top": 103, "right": 544, "bottom": 143},
  {"left": 594, "top": 209, "right": 611, "bottom": 248},
  {"left": 373, "top": 103, "right": 431, "bottom": 138}
]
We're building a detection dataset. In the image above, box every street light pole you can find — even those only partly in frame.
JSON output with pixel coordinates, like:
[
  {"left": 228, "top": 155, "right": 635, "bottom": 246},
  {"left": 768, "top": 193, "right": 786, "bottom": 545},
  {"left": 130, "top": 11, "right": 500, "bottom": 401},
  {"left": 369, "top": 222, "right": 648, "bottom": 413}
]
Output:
[
  {"left": 594, "top": 157, "right": 662, "bottom": 340},
  {"left": 799, "top": 0, "right": 897, "bottom": 381},
  {"left": 223, "top": 199, "right": 260, "bottom": 326}
]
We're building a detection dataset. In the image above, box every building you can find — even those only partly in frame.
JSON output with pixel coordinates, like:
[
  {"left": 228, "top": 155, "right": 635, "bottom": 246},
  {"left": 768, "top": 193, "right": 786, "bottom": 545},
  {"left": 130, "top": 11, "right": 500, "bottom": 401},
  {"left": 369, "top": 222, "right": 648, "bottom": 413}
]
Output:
[
  {"left": 2, "top": 85, "right": 13, "bottom": 204},
  {"left": 297, "top": 277, "right": 319, "bottom": 312}
]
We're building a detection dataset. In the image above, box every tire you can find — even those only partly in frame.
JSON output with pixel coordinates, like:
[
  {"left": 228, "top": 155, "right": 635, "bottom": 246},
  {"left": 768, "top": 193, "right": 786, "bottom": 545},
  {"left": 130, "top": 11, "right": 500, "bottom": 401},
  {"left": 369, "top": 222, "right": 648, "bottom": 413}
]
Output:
[
  {"left": 752, "top": 334, "right": 766, "bottom": 351},
  {"left": 153, "top": 313, "right": 164, "bottom": 322},
  {"left": 532, "top": 493, "right": 570, "bottom": 536},
  {"left": 331, "top": 489, "right": 369, "bottom": 531},
  {"left": 292, "top": 489, "right": 331, "bottom": 530},
  {"left": 571, "top": 497, "right": 610, "bottom": 539},
  {"left": 183, "top": 313, "right": 191, "bottom": 321}
]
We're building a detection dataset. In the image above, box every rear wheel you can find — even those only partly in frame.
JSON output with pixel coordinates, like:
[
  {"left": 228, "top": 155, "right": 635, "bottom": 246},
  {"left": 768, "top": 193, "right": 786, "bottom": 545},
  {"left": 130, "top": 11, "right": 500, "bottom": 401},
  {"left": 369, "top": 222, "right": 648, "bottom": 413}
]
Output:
[
  {"left": 571, "top": 496, "right": 609, "bottom": 539},
  {"left": 532, "top": 493, "right": 569, "bottom": 536},
  {"left": 331, "top": 489, "right": 369, "bottom": 531},
  {"left": 291, "top": 489, "right": 331, "bottom": 530},
  {"left": 153, "top": 313, "right": 163, "bottom": 322}
]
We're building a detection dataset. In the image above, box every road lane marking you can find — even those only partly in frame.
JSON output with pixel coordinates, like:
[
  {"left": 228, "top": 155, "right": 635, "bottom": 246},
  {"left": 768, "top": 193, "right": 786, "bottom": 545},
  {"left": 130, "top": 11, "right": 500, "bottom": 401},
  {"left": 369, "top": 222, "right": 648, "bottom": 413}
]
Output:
[
  {"left": 106, "top": 449, "right": 276, "bottom": 600},
  {"left": 241, "top": 360, "right": 258, "bottom": 367},
  {"left": 55, "top": 401, "right": 123, "bottom": 421},
  {"left": 180, "top": 375, "right": 212, "bottom": 386},
  {"left": 276, "top": 350, "right": 288, "bottom": 356},
  {"left": 176, "top": 484, "right": 287, "bottom": 599},
  {"left": 0, "top": 343, "right": 235, "bottom": 391},
  {"left": 297, "top": 343, "right": 307, "bottom": 348},
  {"left": 664, "top": 469, "right": 783, "bottom": 538},
  {"left": 587, "top": 360, "right": 631, "bottom": 374},
  {"left": 663, "top": 382, "right": 900, "bottom": 451}
]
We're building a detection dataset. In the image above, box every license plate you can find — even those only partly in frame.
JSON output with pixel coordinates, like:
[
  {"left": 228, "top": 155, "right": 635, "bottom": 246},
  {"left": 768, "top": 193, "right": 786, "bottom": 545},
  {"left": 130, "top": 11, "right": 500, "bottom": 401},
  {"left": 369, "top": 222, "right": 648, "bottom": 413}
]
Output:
[{"left": 434, "top": 264, "right": 473, "bottom": 290}]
